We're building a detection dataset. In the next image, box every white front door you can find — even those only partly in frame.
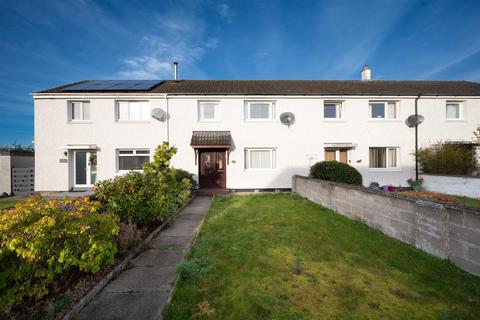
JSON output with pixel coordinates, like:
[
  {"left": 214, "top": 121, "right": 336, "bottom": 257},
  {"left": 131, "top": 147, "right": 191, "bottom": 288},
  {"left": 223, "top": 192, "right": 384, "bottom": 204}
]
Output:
[{"left": 74, "top": 151, "right": 97, "bottom": 187}]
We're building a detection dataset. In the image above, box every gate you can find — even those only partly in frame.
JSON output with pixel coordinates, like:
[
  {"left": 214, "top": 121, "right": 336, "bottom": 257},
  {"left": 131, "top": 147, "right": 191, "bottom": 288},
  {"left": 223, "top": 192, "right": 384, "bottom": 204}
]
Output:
[{"left": 12, "top": 167, "right": 35, "bottom": 195}]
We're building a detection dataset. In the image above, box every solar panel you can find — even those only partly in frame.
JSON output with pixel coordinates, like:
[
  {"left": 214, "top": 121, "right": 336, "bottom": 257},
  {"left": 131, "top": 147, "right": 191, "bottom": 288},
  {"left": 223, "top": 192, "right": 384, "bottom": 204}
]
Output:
[{"left": 62, "top": 80, "right": 162, "bottom": 91}]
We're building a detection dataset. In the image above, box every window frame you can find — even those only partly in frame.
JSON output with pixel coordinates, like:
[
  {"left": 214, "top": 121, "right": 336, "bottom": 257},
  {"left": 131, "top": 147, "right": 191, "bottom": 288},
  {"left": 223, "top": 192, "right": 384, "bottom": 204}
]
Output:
[
  {"left": 244, "top": 148, "right": 277, "bottom": 170},
  {"left": 369, "top": 101, "right": 398, "bottom": 120},
  {"left": 117, "top": 148, "right": 151, "bottom": 172},
  {"left": 368, "top": 147, "right": 400, "bottom": 171},
  {"left": 323, "top": 101, "right": 344, "bottom": 120},
  {"left": 198, "top": 101, "right": 220, "bottom": 122},
  {"left": 115, "top": 101, "right": 150, "bottom": 122},
  {"left": 244, "top": 101, "right": 276, "bottom": 121},
  {"left": 445, "top": 101, "right": 463, "bottom": 120},
  {"left": 68, "top": 101, "right": 91, "bottom": 122}
]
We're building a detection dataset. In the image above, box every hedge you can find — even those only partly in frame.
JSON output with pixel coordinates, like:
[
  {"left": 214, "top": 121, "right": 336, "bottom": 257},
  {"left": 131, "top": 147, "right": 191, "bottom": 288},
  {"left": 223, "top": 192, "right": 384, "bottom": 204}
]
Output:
[{"left": 310, "top": 161, "right": 363, "bottom": 186}]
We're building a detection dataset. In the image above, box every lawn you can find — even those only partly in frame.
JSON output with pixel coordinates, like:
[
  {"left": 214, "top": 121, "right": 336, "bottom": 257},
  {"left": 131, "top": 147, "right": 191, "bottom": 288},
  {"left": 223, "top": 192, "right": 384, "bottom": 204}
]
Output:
[
  {"left": 164, "top": 194, "right": 480, "bottom": 320},
  {"left": 457, "top": 196, "right": 480, "bottom": 208},
  {"left": 0, "top": 199, "right": 17, "bottom": 209}
]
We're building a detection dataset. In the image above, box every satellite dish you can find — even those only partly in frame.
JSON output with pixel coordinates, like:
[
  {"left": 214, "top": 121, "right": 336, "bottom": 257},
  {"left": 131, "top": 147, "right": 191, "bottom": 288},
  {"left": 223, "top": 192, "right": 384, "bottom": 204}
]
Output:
[
  {"left": 151, "top": 108, "right": 167, "bottom": 122},
  {"left": 280, "top": 112, "right": 295, "bottom": 127},
  {"left": 405, "top": 114, "right": 424, "bottom": 127}
]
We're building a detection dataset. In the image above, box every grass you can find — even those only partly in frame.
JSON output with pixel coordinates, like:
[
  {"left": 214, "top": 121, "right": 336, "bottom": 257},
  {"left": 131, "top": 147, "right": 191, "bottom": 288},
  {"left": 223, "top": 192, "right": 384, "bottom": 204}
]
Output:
[
  {"left": 164, "top": 194, "right": 480, "bottom": 320},
  {"left": 456, "top": 196, "right": 480, "bottom": 208},
  {"left": 0, "top": 199, "right": 17, "bottom": 209}
]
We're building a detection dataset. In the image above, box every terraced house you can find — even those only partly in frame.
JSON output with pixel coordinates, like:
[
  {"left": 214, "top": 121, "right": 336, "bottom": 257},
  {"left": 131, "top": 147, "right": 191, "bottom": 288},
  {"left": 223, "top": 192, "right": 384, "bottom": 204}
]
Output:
[{"left": 33, "top": 66, "right": 480, "bottom": 192}]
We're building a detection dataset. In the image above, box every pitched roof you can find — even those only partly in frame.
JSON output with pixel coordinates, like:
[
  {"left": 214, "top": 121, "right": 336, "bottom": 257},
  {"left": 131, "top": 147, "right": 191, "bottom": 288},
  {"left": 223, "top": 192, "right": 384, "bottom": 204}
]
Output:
[
  {"left": 190, "top": 131, "right": 231, "bottom": 147},
  {"left": 38, "top": 80, "right": 480, "bottom": 96}
]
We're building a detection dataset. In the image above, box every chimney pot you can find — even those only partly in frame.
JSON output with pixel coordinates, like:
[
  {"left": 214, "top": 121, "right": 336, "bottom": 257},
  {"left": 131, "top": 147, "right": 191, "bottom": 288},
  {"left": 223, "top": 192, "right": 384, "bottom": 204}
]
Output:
[{"left": 361, "top": 65, "right": 371, "bottom": 81}]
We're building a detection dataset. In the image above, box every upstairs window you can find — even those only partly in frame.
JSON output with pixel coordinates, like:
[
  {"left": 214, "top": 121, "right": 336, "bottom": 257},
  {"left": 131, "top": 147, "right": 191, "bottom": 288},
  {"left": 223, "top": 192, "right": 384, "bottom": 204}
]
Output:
[
  {"left": 369, "top": 101, "right": 397, "bottom": 119},
  {"left": 446, "top": 101, "right": 461, "bottom": 119},
  {"left": 245, "top": 148, "right": 276, "bottom": 169},
  {"left": 245, "top": 101, "right": 275, "bottom": 121},
  {"left": 198, "top": 101, "right": 220, "bottom": 122},
  {"left": 324, "top": 102, "right": 343, "bottom": 119},
  {"left": 68, "top": 101, "right": 90, "bottom": 122},
  {"left": 369, "top": 147, "right": 398, "bottom": 169},
  {"left": 118, "top": 149, "right": 150, "bottom": 171},
  {"left": 116, "top": 101, "right": 150, "bottom": 121}
]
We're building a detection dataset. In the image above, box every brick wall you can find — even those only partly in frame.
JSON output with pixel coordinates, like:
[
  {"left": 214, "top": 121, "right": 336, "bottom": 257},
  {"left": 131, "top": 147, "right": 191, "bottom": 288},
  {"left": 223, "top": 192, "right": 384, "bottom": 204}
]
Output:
[{"left": 292, "top": 175, "right": 480, "bottom": 276}]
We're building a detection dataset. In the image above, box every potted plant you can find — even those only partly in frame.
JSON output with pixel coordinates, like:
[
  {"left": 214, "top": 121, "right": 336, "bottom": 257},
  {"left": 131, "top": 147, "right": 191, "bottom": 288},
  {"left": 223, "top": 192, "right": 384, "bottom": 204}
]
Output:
[
  {"left": 369, "top": 181, "right": 380, "bottom": 190},
  {"left": 407, "top": 177, "right": 424, "bottom": 191}
]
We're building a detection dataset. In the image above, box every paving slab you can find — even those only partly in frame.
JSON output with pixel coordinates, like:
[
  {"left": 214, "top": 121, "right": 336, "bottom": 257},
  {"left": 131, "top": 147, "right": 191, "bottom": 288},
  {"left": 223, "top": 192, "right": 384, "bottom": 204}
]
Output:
[
  {"left": 150, "top": 236, "right": 193, "bottom": 249},
  {"left": 104, "top": 267, "right": 176, "bottom": 293},
  {"left": 131, "top": 250, "right": 185, "bottom": 267},
  {"left": 79, "top": 291, "right": 168, "bottom": 320},
  {"left": 78, "top": 196, "right": 212, "bottom": 320}
]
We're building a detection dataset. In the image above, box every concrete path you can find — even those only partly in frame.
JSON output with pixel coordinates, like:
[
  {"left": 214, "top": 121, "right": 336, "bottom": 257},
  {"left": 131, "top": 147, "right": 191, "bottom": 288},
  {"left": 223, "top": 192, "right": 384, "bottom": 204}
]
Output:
[{"left": 78, "top": 196, "right": 212, "bottom": 320}]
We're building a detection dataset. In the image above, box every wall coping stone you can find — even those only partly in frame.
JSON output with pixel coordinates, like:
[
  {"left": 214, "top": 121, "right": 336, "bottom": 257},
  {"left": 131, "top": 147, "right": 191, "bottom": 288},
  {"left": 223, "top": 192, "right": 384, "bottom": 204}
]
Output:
[{"left": 293, "top": 175, "right": 480, "bottom": 215}]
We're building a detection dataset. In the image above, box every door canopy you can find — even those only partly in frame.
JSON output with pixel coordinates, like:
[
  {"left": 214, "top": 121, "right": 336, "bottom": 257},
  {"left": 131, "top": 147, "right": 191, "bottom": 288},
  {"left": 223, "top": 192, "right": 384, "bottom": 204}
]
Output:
[{"left": 190, "top": 131, "right": 231, "bottom": 149}]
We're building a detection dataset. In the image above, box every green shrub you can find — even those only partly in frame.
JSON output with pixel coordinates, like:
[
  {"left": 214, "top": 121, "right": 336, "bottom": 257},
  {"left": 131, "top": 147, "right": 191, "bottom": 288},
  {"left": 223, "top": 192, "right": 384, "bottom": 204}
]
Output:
[
  {"left": 0, "top": 196, "right": 119, "bottom": 309},
  {"left": 177, "top": 257, "right": 213, "bottom": 280},
  {"left": 95, "top": 142, "right": 194, "bottom": 228},
  {"left": 310, "top": 161, "right": 363, "bottom": 186},
  {"left": 417, "top": 142, "right": 477, "bottom": 175},
  {"left": 95, "top": 172, "right": 166, "bottom": 227}
]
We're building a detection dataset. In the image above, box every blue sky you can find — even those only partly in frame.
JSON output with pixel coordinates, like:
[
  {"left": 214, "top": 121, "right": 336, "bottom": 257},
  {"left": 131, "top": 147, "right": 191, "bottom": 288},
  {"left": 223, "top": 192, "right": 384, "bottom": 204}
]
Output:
[{"left": 1, "top": 0, "right": 480, "bottom": 146}]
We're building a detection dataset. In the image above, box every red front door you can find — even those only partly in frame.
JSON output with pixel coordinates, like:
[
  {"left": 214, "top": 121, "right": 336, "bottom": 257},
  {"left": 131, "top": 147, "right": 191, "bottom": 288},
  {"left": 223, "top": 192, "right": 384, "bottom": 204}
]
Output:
[{"left": 199, "top": 150, "right": 226, "bottom": 189}]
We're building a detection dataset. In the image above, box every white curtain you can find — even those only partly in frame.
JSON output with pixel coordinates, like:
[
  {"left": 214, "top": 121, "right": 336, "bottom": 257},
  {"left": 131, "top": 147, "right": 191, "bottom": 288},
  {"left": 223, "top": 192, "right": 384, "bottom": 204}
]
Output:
[
  {"left": 250, "top": 103, "right": 270, "bottom": 119},
  {"left": 387, "top": 102, "right": 396, "bottom": 119},
  {"left": 388, "top": 148, "right": 397, "bottom": 167},
  {"left": 446, "top": 104, "right": 459, "bottom": 119}
]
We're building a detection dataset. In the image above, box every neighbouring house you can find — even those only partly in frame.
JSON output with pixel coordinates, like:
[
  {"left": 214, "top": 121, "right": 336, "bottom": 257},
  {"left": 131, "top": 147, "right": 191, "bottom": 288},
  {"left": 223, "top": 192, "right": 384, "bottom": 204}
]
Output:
[
  {"left": 32, "top": 66, "right": 480, "bottom": 192},
  {"left": 0, "top": 149, "right": 35, "bottom": 196}
]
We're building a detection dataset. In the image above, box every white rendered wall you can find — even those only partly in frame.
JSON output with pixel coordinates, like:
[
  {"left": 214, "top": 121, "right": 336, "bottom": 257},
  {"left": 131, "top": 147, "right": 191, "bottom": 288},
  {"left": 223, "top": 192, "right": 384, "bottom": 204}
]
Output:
[
  {"left": 34, "top": 94, "right": 480, "bottom": 191},
  {"left": 0, "top": 155, "right": 12, "bottom": 194},
  {"left": 422, "top": 174, "right": 480, "bottom": 198}
]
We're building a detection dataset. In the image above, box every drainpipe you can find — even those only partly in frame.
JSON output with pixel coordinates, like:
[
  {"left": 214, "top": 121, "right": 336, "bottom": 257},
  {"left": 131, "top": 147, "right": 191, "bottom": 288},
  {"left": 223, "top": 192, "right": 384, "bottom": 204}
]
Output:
[
  {"left": 415, "top": 95, "right": 420, "bottom": 180},
  {"left": 166, "top": 94, "right": 170, "bottom": 144}
]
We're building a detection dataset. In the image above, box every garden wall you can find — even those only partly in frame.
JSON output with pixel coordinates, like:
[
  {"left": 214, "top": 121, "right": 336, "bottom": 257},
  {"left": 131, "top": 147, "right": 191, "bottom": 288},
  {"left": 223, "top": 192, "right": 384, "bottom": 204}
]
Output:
[
  {"left": 292, "top": 175, "right": 480, "bottom": 276},
  {"left": 422, "top": 174, "right": 480, "bottom": 198}
]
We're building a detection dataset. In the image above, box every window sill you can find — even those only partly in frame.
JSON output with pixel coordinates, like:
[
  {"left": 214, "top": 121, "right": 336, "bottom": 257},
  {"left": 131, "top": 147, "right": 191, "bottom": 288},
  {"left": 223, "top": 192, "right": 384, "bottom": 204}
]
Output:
[
  {"left": 367, "top": 119, "right": 401, "bottom": 123},
  {"left": 445, "top": 119, "right": 467, "bottom": 122},
  {"left": 368, "top": 168, "right": 402, "bottom": 172},
  {"left": 198, "top": 119, "right": 221, "bottom": 123},
  {"left": 68, "top": 121, "right": 92, "bottom": 124},
  {"left": 245, "top": 168, "right": 276, "bottom": 172},
  {"left": 115, "top": 120, "right": 151, "bottom": 124},
  {"left": 117, "top": 169, "right": 144, "bottom": 174},
  {"left": 323, "top": 119, "right": 346, "bottom": 123},
  {"left": 244, "top": 119, "right": 277, "bottom": 123}
]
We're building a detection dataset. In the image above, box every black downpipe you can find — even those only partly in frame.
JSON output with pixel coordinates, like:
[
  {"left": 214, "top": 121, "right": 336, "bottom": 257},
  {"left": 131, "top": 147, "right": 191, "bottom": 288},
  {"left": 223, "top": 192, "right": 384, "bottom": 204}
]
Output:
[{"left": 415, "top": 95, "right": 420, "bottom": 180}]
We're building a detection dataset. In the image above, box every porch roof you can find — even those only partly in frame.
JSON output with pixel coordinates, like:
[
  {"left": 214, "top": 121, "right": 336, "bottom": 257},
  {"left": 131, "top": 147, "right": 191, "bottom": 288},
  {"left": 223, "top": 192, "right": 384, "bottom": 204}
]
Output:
[{"left": 190, "top": 131, "right": 231, "bottom": 148}]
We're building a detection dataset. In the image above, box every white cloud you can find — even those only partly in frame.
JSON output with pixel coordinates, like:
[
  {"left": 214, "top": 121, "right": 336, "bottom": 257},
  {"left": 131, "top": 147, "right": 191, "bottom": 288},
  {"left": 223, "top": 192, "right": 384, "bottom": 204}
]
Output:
[
  {"left": 217, "top": 3, "right": 233, "bottom": 23},
  {"left": 118, "top": 6, "right": 221, "bottom": 79}
]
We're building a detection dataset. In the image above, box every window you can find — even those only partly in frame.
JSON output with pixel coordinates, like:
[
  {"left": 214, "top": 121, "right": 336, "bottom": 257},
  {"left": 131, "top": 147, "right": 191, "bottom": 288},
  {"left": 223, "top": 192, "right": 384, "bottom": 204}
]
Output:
[
  {"left": 369, "top": 101, "right": 397, "bottom": 119},
  {"left": 245, "top": 101, "right": 275, "bottom": 121},
  {"left": 324, "top": 149, "right": 348, "bottom": 163},
  {"left": 116, "top": 101, "right": 150, "bottom": 121},
  {"left": 118, "top": 149, "right": 150, "bottom": 171},
  {"left": 68, "top": 101, "right": 90, "bottom": 121},
  {"left": 446, "top": 102, "right": 461, "bottom": 119},
  {"left": 245, "top": 148, "right": 276, "bottom": 169},
  {"left": 369, "top": 147, "right": 398, "bottom": 169},
  {"left": 324, "top": 102, "right": 343, "bottom": 119},
  {"left": 198, "top": 101, "right": 220, "bottom": 122}
]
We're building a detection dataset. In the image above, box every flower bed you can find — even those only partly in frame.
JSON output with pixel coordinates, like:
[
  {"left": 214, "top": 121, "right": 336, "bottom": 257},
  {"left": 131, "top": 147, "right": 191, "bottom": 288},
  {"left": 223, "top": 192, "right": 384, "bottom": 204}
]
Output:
[{"left": 0, "top": 143, "right": 195, "bottom": 319}]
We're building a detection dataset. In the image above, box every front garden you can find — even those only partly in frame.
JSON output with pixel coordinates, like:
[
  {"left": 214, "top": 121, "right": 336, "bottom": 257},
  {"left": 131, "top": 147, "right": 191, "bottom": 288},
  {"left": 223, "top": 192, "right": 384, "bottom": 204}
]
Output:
[
  {"left": 0, "top": 142, "right": 195, "bottom": 319},
  {"left": 165, "top": 194, "right": 480, "bottom": 319}
]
